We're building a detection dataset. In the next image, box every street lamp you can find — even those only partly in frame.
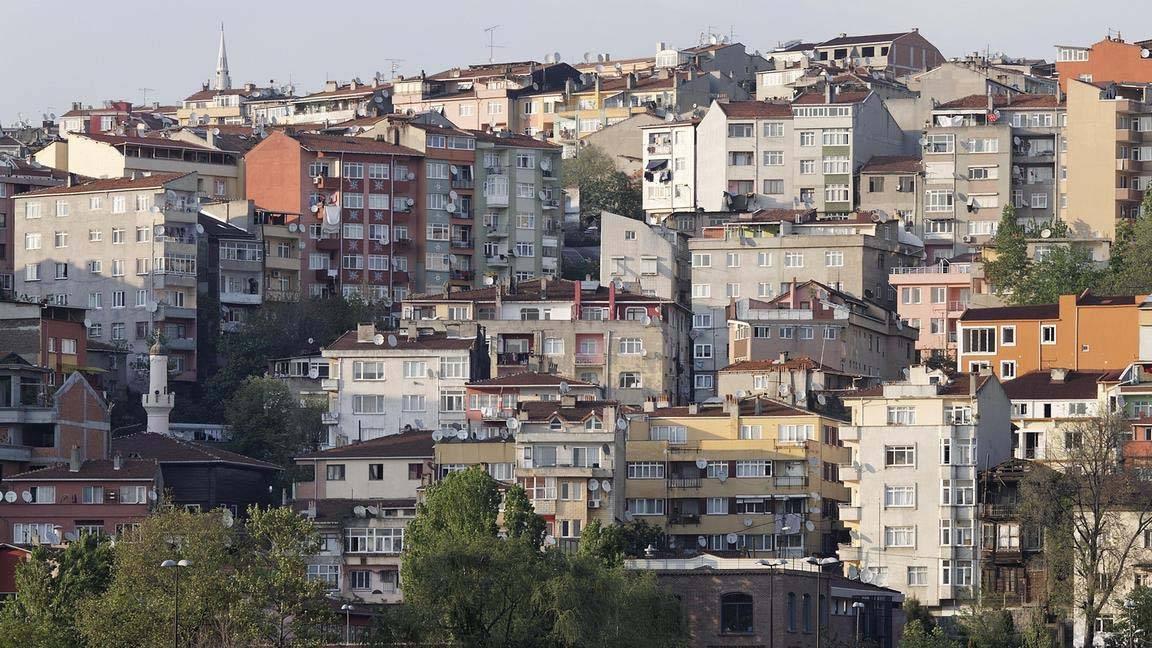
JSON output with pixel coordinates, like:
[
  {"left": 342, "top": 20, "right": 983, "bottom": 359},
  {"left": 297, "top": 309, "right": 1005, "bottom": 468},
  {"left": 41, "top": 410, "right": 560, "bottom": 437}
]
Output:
[
  {"left": 759, "top": 559, "right": 787, "bottom": 648},
  {"left": 341, "top": 603, "right": 354, "bottom": 645},
  {"left": 160, "top": 559, "right": 192, "bottom": 648},
  {"left": 852, "top": 601, "right": 866, "bottom": 648},
  {"left": 805, "top": 555, "right": 841, "bottom": 648}
]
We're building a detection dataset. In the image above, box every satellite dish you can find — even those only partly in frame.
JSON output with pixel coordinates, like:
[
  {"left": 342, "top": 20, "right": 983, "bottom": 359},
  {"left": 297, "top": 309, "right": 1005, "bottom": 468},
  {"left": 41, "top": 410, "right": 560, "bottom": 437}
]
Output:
[
  {"left": 20, "top": 491, "right": 31, "bottom": 503},
  {"left": 353, "top": 505, "right": 367, "bottom": 517},
  {"left": 848, "top": 565, "right": 860, "bottom": 579},
  {"left": 147, "top": 302, "right": 159, "bottom": 313},
  {"left": 367, "top": 506, "right": 380, "bottom": 516},
  {"left": 726, "top": 533, "right": 738, "bottom": 544},
  {"left": 538, "top": 191, "right": 548, "bottom": 201},
  {"left": 718, "top": 473, "right": 728, "bottom": 483},
  {"left": 373, "top": 333, "right": 385, "bottom": 346},
  {"left": 643, "top": 315, "right": 653, "bottom": 326},
  {"left": 65, "top": 531, "right": 78, "bottom": 542},
  {"left": 445, "top": 203, "right": 457, "bottom": 213},
  {"left": 287, "top": 223, "right": 298, "bottom": 232},
  {"left": 506, "top": 417, "right": 520, "bottom": 430},
  {"left": 805, "top": 520, "right": 815, "bottom": 532},
  {"left": 809, "top": 506, "right": 822, "bottom": 514},
  {"left": 456, "top": 429, "right": 469, "bottom": 440},
  {"left": 1013, "top": 136, "right": 1022, "bottom": 146},
  {"left": 583, "top": 51, "right": 592, "bottom": 63},
  {"left": 697, "top": 535, "right": 707, "bottom": 547},
  {"left": 222, "top": 512, "right": 235, "bottom": 528},
  {"left": 308, "top": 367, "right": 320, "bottom": 380},
  {"left": 743, "top": 517, "right": 754, "bottom": 528},
  {"left": 808, "top": 457, "right": 820, "bottom": 467},
  {"left": 45, "top": 530, "right": 60, "bottom": 544},
  {"left": 545, "top": 535, "right": 558, "bottom": 546},
  {"left": 1040, "top": 228, "right": 1053, "bottom": 239},
  {"left": 817, "top": 394, "right": 827, "bottom": 406},
  {"left": 810, "top": 492, "right": 822, "bottom": 501},
  {"left": 449, "top": 190, "right": 459, "bottom": 200},
  {"left": 695, "top": 458, "right": 708, "bottom": 469},
  {"left": 3, "top": 491, "right": 14, "bottom": 503},
  {"left": 860, "top": 568, "right": 875, "bottom": 584},
  {"left": 83, "top": 318, "right": 92, "bottom": 328},
  {"left": 406, "top": 197, "right": 415, "bottom": 206},
  {"left": 148, "top": 489, "right": 158, "bottom": 502},
  {"left": 616, "top": 417, "right": 628, "bottom": 431},
  {"left": 540, "top": 158, "right": 551, "bottom": 171},
  {"left": 310, "top": 204, "right": 320, "bottom": 213},
  {"left": 150, "top": 205, "right": 161, "bottom": 213},
  {"left": 154, "top": 224, "right": 166, "bottom": 237},
  {"left": 558, "top": 381, "right": 571, "bottom": 394},
  {"left": 1143, "top": 48, "right": 1152, "bottom": 59},
  {"left": 431, "top": 430, "right": 443, "bottom": 441},
  {"left": 387, "top": 334, "right": 398, "bottom": 347},
  {"left": 601, "top": 480, "right": 612, "bottom": 492},
  {"left": 553, "top": 52, "right": 561, "bottom": 62},
  {"left": 736, "top": 390, "right": 747, "bottom": 398},
  {"left": 588, "top": 479, "right": 600, "bottom": 491}
]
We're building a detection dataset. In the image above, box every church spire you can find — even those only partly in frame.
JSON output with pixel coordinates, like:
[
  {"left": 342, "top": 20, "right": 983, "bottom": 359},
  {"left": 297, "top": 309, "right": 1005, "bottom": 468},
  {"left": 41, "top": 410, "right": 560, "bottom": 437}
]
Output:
[{"left": 214, "top": 23, "right": 232, "bottom": 91}]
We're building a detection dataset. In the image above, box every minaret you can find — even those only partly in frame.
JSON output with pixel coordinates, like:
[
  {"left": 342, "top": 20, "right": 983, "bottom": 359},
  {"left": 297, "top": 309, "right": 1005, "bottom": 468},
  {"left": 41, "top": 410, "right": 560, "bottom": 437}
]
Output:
[
  {"left": 142, "top": 341, "right": 174, "bottom": 435},
  {"left": 214, "top": 23, "right": 232, "bottom": 91}
]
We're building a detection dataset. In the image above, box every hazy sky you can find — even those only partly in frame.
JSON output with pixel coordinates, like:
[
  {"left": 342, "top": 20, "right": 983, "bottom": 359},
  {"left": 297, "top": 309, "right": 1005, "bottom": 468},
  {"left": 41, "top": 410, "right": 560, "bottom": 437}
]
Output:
[{"left": 2, "top": 0, "right": 1143, "bottom": 125}]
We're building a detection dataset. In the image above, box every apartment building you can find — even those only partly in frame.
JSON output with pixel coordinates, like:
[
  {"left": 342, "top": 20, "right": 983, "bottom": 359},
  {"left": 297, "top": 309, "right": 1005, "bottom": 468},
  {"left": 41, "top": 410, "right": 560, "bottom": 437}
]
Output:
[
  {"left": 403, "top": 278, "right": 692, "bottom": 405},
  {"left": 639, "top": 118, "right": 700, "bottom": 216},
  {"left": 582, "top": 113, "right": 666, "bottom": 176},
  {"left": 1064, "top": 79, "right": 1152, "bottom": 242},
  {"left": 35, "top": 133, "right": 243, "bottom": 201},
  {"left": 856, "top": 155, "right": 921, "bottom": 238},
  {"left": 977, "top": 459, "right": 1053, "bottom": 612},
  {"left": 243, "top": 130, "right": 425, "bottom": 303},
  {"left": 2, "top": 452, "right": 160, "bottom": 545},
  {"left": 811, "top": 30, "right": 945, "bottom": 76},
  {"left": 0, "top": 301, "right": 90, "bottom": 388},
  {"left": 320, "top": 321, "right": 488, "bottom": 447},
  {"left": 837, "top": 366, "right": 1013, "bottom": 611},
  {"left": 293, "top": 431, "right": 434, "bottom": 603},
  {"left": 687, "top": 211, "right": 921, "bottom": 400},
  {"left": 280, "top": 80, "right": 391, "bottom": 125},
  {"left": 693, "top": 100, "right": 796, "bottom": 213},
  {"left": 0, "top": 157, "right": 64, "bottom": 295},
  {"left": 471, "top": 129, "right": 563, "bottom": 284},
  {"left": 176, "top": 84, "right": 294, "bottom": 126},
  {"left": 57, "top": 100, "right": 136, "bottom": 135},
  {"left": 1055, "top": 35, "right": 1152, "bottom": 92},
  {"left": 921, "top": 93, "right": 1064, "bottom": 257},
  {"left": 13, "top": 173, "right": 203, "bottom": 383},
  {"left": 716, "top": 356, "right": 863, "bottom": 404},
  {"left": 252, "top": 207, "right": 303, "bottom": 302},
  {"left": 957, "top": 293, "right": 1142, "bottom": 380},
  {"left": 625, "top": 396, "right": 850, "bottom": 558},
  {"left": 600, "top": 210, "right": 691, "bottom": 304},
  {"left": 888, "top": 259, "right": 981, "bottom": 360},
  {"left": 727, "top": 280, "right": 916, "bottom": 381},
  {"left": 1001, "top": 368, "right": 1106, "bottom": 462}
]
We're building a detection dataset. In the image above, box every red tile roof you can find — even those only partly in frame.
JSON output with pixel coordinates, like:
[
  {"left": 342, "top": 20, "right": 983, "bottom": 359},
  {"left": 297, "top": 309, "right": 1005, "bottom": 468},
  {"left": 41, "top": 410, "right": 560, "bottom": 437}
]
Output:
[
  {"left": 860, "top": 155, "right": 921, "bottom": 174},
  {"left": 16, "top": 172, "right": 189, "bottom": 197},
  {"left": 842, "top": 373, "right": 991, "bottom": 398},
  {"left": 79, "top": 132, "right": 215, "bottom": 151},
  {"left": 426, "top": 61, "right": 549, "bottom": 81},
  {"left": 793, "top": 90, "right": 871, "bottom": 105},
  {"left": 5, "top": 459, "right": 160, "bottom": 481},
  {"left": 518, "top": 400, "right": 617, "bottom": 423},
  {"left": 288, "top": 132, "right": 422, "bottom": 157},
  {"left": 470, "top": 130, "right": 562, "bottom": 149},
  {"left": 467, "top": 372, "right": 596, "bottom": 388},
  {"left": 111, "top": 433, "right": 281, "bottom": 470},
  {"left": 324, "top": 330, "right": 476, "bottom": 352},
  {"left": 296, "top": 430, "right": 434, "bottom": 459},
  {"left": 935, "top": 93, "right": 1062, "bottom": 110},
  {"left": 718, "top": 101, "right": 793, "bottom": 119},
  {"left": 1001, "top": 370, "right": 1104, "bottom": 401}
]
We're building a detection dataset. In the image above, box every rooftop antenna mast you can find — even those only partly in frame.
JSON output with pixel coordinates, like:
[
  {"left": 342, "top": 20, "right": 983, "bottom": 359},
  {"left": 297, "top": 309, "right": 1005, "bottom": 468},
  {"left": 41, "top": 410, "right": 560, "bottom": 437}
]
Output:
[
  {"left": 383, "top": 58, "right": 406, "bottom": 78},
  {"left": 138, "top": 87, "right": 155, "bottom": 105},
  {"left": 484, "top": 25, "right": 504, "bottom": 63}
]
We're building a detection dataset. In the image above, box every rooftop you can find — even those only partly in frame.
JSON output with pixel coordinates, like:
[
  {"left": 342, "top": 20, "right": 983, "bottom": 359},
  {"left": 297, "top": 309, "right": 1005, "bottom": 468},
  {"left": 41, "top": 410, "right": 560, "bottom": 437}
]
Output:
[
  {"left": 648, "top": 397, "right": 816, "bottom": 418},
  {"left": 860, "top": 155, "right": 922, "bottom": 174},
  {"left": 818, "top": 31, "right": 918, "bottom": 47},
  {"left": 960, "top": 294, "right": 1139, "bottom": 321},
  {"left": 717, "top": 101, "right": 794, "bottom": 119},
  {"left": 470, "top": 130, "right": 562, "bottom": 150},
  {"left": 792, "top": 90, "right": 872, "bottom": 105},
  {"left": 291, "top": 498, "right": 417, "bottom": 522},
  {"left": 720, "top": 357, "right": 848, "bottom": 374},
  {"left": 1001, "top": 370, "right": 1105, "bottom": 401},
  {"left": 324, "top": 330, "right": 476, "bottom": 353},
  {"left": 519, "top": 400, "right": 617, "bottom": 423},
  {"left": 111, "top": 433, "right": 280, "bottom": 470},
  {"left": 296, "top": 430, "right": 433, "bottom": 460},
  {"left": 285, "top": 132, "right": 422, "bottom": 157},
  {"left": 17, "top": 172, "right": 189, "bottom": 198},
  {"left": 935, "top": 93, "right": 1063, "bottom": 111},
  {"left": 842, "top": 373, "right": 991, "bottom": 398},
  {"left": 5, "top": 459, "right": 160, "bottom": 481},
  {"left": 78, "top": 132, "right": 216, "bottom": 151},
  {"left": 467, "top": 372, "right": 597, "bottom": 388}
]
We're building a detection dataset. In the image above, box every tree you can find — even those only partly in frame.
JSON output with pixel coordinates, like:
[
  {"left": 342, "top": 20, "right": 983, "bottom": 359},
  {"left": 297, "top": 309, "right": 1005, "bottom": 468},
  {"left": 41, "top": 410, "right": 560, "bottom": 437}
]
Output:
[
  {"left": 1010, "top": 246, "right": 1103, "bottom": 305},
  {"left": 983, "top": 205, "right": 1030, "bottom": 298},
  {"left": 955, "top": 606, "right": 1019, "bottom": 648},
  {"left": 902, "top": 597, "right": 936, "bottom": 631},
  {"left": 1101, "top": 188, "right": 1152, "bottom": 295},
  {"left": 0, "top": 534, "right": 114, "bottom": 648},
  {"left": 579, "top": 520, "right": 667, "bottom": 566},
  {"left": 1105, "top": 585, "right": 1152, "bottom": 648},
  {"left": 900, "top": 619, "right": 961, "bottom": 648},
  {"left": 225, "top": 376, "right": 323, "bottom": 472},
  {"left": 1019, "top": 412, "right": 1152, "bottom": 648},
  {"left": 561, "top": 145, "right": 642, "bottom": 223}
]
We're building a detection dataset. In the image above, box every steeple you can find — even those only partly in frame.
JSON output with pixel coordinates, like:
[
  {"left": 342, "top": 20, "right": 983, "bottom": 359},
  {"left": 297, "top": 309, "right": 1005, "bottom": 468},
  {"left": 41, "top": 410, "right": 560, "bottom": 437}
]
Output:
[
  {"left": 214, "top": 23, "right": 232, "bottom": 91},
  {"left": 141, "top": 341, "right": 174, "bottom": 435}
]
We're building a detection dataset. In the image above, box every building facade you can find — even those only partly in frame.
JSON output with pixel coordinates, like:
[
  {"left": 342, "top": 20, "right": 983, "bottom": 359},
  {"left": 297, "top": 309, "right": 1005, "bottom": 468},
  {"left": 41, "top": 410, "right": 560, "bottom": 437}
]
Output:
[
  {"left": 888, "top": 260, "right": 981, "bottom": 360},
  {"left": 599, "top": 210, "right": 691, "bottom": 304},
  {"left": 0, "top": 157, "right": 64, "bottom": 295}
]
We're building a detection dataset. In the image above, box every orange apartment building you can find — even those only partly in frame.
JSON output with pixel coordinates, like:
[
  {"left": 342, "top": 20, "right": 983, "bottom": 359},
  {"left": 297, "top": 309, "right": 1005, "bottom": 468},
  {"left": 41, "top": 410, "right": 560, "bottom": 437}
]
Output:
[
  {"left": 243, "top": 131, "right": 425, "bottom": 308},
  {"left": 957, "top": 292, "right": 1142, "bottom": 381},
  {"left": 1055, "top": 36, "right": 1152, "bottom": 92}
]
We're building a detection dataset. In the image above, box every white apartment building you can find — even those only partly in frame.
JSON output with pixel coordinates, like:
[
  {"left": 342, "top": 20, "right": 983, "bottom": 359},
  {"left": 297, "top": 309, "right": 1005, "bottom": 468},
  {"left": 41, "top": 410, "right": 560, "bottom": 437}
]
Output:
[
  {"left": 320, "top": 321, "right": 488, "bottom": 447},
  {"left": 1001, "top": 368, "right": 1106, "bottom": 462},
  {"left": 640, "top": 119, "right": 700, "bottom": 216},
  {"left": 599, "top": 210, "right": 690, "bottom": 304},
  {"left": 837, "top": 366, "right": 1012, "bottom": 612},
  {"left": 13, "top": 173, "right": 202, "bottom": 382}
]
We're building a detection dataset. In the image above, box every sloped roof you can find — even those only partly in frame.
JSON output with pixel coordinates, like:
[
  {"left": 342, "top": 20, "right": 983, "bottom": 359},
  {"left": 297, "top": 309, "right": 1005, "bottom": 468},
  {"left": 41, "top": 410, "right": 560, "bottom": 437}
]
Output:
[
  {"left": 792, "top": 90, "right": 871, "bottom": 105},
  {"left": 717, "top": 101, "right": 793, "bottom": 119},
  {"left": 79, "top": 132, "right": 216, "bottom": 151},
  {"left": 111, "top": 433, "right": 281, "bottom": 470},
  {"left": 1001, "top": 370, "right": 1105, "bottom": 401},
  {"left": 860, "top": 155, "right": 921, "bottom": 174},
  {"left": 935, "top": 93, "right": 1062, "bottom": 110},
  {"left": 519, "top": 400, "right": 616, "bottom": 423},
  {"left": 287, "top": 132, "right": 422, "bottom": 157},
  {"left": 295, "top": 430, "right": 434, "bottom": 459},
  {"left": 470, "top": 130, "right": 561, "bottom": 149},
  {"left": 17, "top": 172, "right": 189, "bottom": 197},
  {"left": 467, "top": 372, "right": 596, "bottom": 388},
  {"left": 842, "top": 373, "right": 992, "bottom": 398},
  {"left": 6, "top": 459, "right": 160, "bottom": 481},
  {"left": 291, "top": 498, "right": 417, "bottom": 522},
  {"left": 324, "top": 330, "right": 476, "bottom": 352},
  {"left": 819, "top": 32, "right": 916, "bottom": 47},
  {"left": 960, "top": 304, "right": 1060, "bottom": 321}
]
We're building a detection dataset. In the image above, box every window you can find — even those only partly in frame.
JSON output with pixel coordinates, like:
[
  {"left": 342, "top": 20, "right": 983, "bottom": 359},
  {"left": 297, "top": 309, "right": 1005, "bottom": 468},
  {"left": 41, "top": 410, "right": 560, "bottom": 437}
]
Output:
[
  {"left": 884, "top": 485, "right": 915, "bottom": 507},
  {"left": 825, "top": 184, "right": 849, "bottom": 202},
  {"left": 721, "top": 593, "right": 754, "bottom": 634},
  {"left": 110, "top": 323, "right": 125, "bottom": 341},
  {"left": 54, "top": 231, "right": 68, "bottom": 248},
  {"left": 727, "top": 123, "right": 753, "bottom": 138},
  {"left": 403, "top": 361, "right": 427, "bottom": 379},
  {"left": 440, "top": 390, "right": 465, "bottom": 412},
  {"left": 1041, "top": 325, "right": 1056, "bottom": 344},
  {"left": 1000, "top": 361, "right": 1017, "bottom": 379},
  {"left": 691, "top": 253, "right": 711, "bottom": 268},
  {"left": 784, "top": 251, "right": 804, "bottom": 268},
  {"left": 693, "top": 313, "right": 712, "bottom": 329},
  {"left": 822, "top": 129, "right": 849, "bottom": 146},
  {"left": 925, "top": 190, "right": 954, "bottom": 212},
  {"left": 353, "top": 361, "right": 385, "bottom": 381},
  {"left": 24, "top": 232, "right": 41, "bottom": 250},
  {"left": 707, "top": 497, "right": 728, "bottom": 514},
  {"left": 825, "top": 250, "right": 844, "bottom": 267},
  {"left": 926, "top": 134, "right": 954, "bottom": 153},
  {"left": 887, "top": 407, "right": 916, "bottom": 425},
  {"left": 650, "top": 425, "right": 687, "bottom": 443},
  {"left": 402, "top": 395, "right": 426, "bottom": 411},
  {"left": 694, "top": 374, "right": 714, "bottom": 389},
  {"left": 694, "top": 344, "right": 713, "bottom": 359},
  {"left": 628, "top": 462, "right": 665, "bottom": 479},
  {"left": 885, "top": 445, "right": 915, "bottom": 467},
  {"left": 626, "top": 498, "right": 665, "bottom": 515},
  {"left": 736, "top": 460, "right": 771, "bottom": 478},
  {"left": 440, "top": 356, "right": 468, "bottom": 379},
  {"left": 54, "top": 263, "right": 68, "bottom": 280},
  {"left": 619, "top": 372, "right": 642, "bottom": 389},
  {"left": 763, "top": 122, "right": 784, "bottom": 137},
  {"left": 779, "top": 424, "right": 810, "bottom": 443},
  {"left": 738, "top": 425, "right": 762, "bottom": 440},
  {"left": 326, "top": 464, "right": 346, "bottom": 480},
  {"left": 822, "top": 156, "right": 850, "bottom": 174},
  {"left": 81, "top": 486, "right": 104, "bottom": 504},
  {"left": 728, "top": 151, "right": 754, "bottom": 166},
  {"left": 885, "top": 526, "right": 915, "bottom": 547},
  {"left": 619, "top": 337, "right": 644, "bottom": 355},
  {"left": 345, "top": 527, "right": 404, "bottom": 554},
  {"left": 1031, "top": 193, "right": 1048, "bottom": 209},
  {"left": 763, "top": 150, "right": 784, "bottom": 166},
  {"left": 963, "top": 327, "right": 996, "bottom": 353}
]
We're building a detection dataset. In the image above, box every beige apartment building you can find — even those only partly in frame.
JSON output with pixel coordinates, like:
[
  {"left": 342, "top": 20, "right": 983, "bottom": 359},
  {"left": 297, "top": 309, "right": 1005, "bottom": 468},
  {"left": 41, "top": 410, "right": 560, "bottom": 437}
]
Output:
[
  {"left": 691, "top": 100, "right": 795, "bottom": 213},
  {"left": 625, "top": 396, "right": 850, "bottom": 558},
  {"left": 599, "top": 210, "right": 691, "bottom": 304},
  {"left": 13, "top": 173, "right": 202, "bottom": 382},
  {"left": 1065, "top": 79, "right": 1152, "bottom": 243},
  {"left": 403, "top": 278, "right": 692, "bottom": 405},
  {"left": 837, "top": 366, "right": 1013, "bottom": 612},
  {"left": 688, "top": 211, "right": 921, "bottom": 401},
  {"left": 716, "top": 357, "right": 863, "bottom": 405}
]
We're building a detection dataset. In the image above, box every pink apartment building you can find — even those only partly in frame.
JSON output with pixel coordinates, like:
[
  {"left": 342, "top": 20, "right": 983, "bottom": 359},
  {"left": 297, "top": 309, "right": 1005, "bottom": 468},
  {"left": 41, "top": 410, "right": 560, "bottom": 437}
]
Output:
[{"left": 888, "top": 260, "right": 977, "bottom": 361}]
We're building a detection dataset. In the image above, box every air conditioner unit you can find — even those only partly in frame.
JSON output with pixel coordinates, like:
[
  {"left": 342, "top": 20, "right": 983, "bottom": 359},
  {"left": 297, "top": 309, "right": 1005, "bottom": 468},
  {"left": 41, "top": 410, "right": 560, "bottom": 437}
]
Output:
[
  {"left": 588, "top": 500, "right": 602, "bottom": 509},
  {"left": 962, "top": 235, "right": 974, "bottom": 243}
]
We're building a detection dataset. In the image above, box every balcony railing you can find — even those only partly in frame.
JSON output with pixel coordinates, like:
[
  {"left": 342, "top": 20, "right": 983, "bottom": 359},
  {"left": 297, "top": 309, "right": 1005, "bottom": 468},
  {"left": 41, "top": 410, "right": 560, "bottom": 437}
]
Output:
[
  {"left": 667, "top": 478, "right": 700, "bottom": 489},
  {"left": 890, "top": 263, "right": 972, "bottom": 275},
  {"left": 450, "top": 239, "right": 474, "bottom": 249},
  {"left": 668, "top": 513, "right": 701, "bottom": 526},
  {"left": 450, "top": 270, "right": 475, "bottom": 281},
  {"left": 948, "top": 301, "right": 970, "bottom": 312},
  {"left": 574, "top": 353, "right": 604, "bottom": 365},
  {"left": 497, "top": 352, "right": 530, "bottom": 366},
  {"left": 451, "top": 179, "right": 474, "bottom": 189}
]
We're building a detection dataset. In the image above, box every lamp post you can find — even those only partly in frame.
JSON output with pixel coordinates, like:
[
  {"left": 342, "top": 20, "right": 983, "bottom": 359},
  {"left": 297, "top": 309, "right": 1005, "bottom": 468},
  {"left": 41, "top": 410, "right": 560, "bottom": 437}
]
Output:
[
  {"left": 341, "top": 603, "right": 354, "bottom": 645},
  {"left": 852, "top": 601, "right": 866, "bottom": 648},
  {"left": 160, "top": 559, "right": 192, "bottom": 648},
  {"left": 805, "top": 555, "right": 840, "bottom": 648},
  {"left": 759, "top": 559, "right": 787, "bottom": 648}
]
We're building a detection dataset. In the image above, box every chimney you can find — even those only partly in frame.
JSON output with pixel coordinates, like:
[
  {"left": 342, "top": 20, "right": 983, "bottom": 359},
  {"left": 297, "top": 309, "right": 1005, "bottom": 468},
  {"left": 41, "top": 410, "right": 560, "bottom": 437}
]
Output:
[
  {"left": 572, "top": 278, "right": 582, "bottom": 319},
  {"left": 206, "top": 127, "right": 217, "bottom": 148},
  {"left": 778, "top": 351, "right": 790, "bottom": 364},
  {"left": 356, "top": 323, "right": 376, "bottom": 343},
  {"left": 824, "top": 83, "right": 834, "bottom": 104},
  {"left": 626, "top": 73, "right": 636, "bottom": 90},
  {"left": 244, "top": 82, "right": 256, "bottom": 92},
  {"left": 561, "top": 394, "right": 577, "bottom": 408},
  {"left": 656, "top": 393, "right": 670, "bottom": 408},
  {"left": 726, "top": 394, "right": 740, "bottom": 418},
  {"left": 69, "top": 445, "right": 82, "bottom": 472},
  {"left": 113, "top": 453, "right": 123, "bottom": 470},
  {"left": 406, "top": 322, "right": 418, "bottom": 342},
  {"left": 608, "top": 280, "right": 617, "bottom": 320},
  {"left": 688, "top": 403, "right": 699, "bottom": 415},
  {"left": 1050, "top": 367, "right": 1070, "bottom": 383},
  {"left": 642, "top": 398, "right": 656, "bottom": 413}
]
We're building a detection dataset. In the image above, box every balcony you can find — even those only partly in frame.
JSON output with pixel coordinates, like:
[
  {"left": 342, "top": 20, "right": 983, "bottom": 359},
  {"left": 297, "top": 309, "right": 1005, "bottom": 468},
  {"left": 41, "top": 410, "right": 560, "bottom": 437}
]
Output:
[
  {"left": 838, "top": 505, "right": 861, "bottom": 522},
  {"left": 450, "top": 239, "right": 474, "bottom": 251},
  {"left": 316, "top": 237, "right": 340, "bottom": 252},
  {"left": 265, "top": 289, "right": 300, "bottom": 302},
  {"left": 541, "top": 199, "right": 559, "bottom": 210},
  {"left": 891, "top": 263, "right": 972, "bottom": 276},
  {"left": 0, "top": 444, "right": 32, "bottom": 462},
  {"left": 450, "top": 270, "right": 475, "bottom": 282},
  {"left": 392, "top": 237, "right": 412, "bottom": 250},
  {"left": 1117, "top": 158, "right": 1139, "bottom": 172},
  {"left": 485, "top": 192, "right": 509, "bottom": 207},
  {"left": 839, "top": 464, "right": 861, "bottom": 482},
  {"left": 480, "top": 407, "right": 517, "bottom": 421},
  {"left": 485, "top": 227, "right": 509, "bottom": 239},
  {"left": 497, "top": 352, "right": 530, "bottom": 367},
  {"left": 484, "top": 165, "right": 506, "bottom": 175},
  {"left": 450, "top": 210, "right": 473, "bottom": 221},
  {"left": 775, "top": 476, "right": 808, "bottom": 488},
  {"left": 312, "top": 175, "right": 339, "bottom": 190},
  {"left": 948, "top": 301, "right": 970, "bottom": 313},
  {"left": 1117, "top": 127, "right": 1139, "bottom": 143},
  {"left": 220, "top": 291, "right": 261, "bottom": 305},
  {"left": 668, "top": 513, "right": 701, "bottom": 526},
  {"left": 647, "top": 144, "right": 672, "bottom": 155},
  {"left": 1117, "top": 187, "right": 1143, "bottom": 201},
  {"left": 314, "top": 268, "right": 336, "bottom": 282},
  {"left": 486, "top": 255, "right": 511, "bottom": 267},
  {"left": 321, "top": 378, "right": 340, "bottom": 391},
  {"left": 837, "top": 544, "right": 862, "bottom": 562},
  {"left": 166, "top": 337, "right": 196, "bottom": 351},
  {"left": 451, "top": 179, "right": 474, "bottom": 190},
  {"left": 667, "top": 477, "right": 700, "bottom": 489},
  {"left": 574, "top": 353, "right": 604, "bottom": 366},
  {"left": 321, "top": 411, "right": 339, "bottom": 425},
  {"left": 980, "top": 503, "right": 1018, "bottom": 519}
]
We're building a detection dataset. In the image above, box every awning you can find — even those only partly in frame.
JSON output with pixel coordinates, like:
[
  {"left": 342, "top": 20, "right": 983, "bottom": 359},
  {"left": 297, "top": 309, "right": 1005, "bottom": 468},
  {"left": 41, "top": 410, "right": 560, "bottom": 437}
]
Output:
[{"left": 645, "top": 159, "right": 669, "bottom": 172}]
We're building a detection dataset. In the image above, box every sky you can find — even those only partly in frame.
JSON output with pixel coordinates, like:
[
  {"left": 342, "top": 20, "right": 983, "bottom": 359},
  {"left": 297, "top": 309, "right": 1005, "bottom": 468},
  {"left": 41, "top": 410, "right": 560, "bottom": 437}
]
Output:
[{"left": 2, "top": 0, "right": 1145, "bottom": 125}]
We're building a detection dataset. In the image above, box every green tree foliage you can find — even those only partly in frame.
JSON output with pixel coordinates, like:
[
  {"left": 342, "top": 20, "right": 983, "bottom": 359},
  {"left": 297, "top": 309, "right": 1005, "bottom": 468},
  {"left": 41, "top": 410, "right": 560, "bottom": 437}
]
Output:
[
  {"left": 399, "top": 467, "right": 687, "bottom": 647},
  {"left": 578, "top": 519, "right": 667, "bottom": 566},
  {"left": 902, "top": 597, "right": 936, "bottom": 631},
  {"left": 983, "top": 205, "right": 1031, "bottom": 298},
  {"left": 1010, "top": 246, "right": 1103, "bottom": 305},
  {"left": 900, "top": 619, "right": 961, "bottom": 648},
  {"left": 1106, "top": 585, "right": 1152, "bottom": 648},
  {"left": 224, "top": 376, "right": 323, "bottom": 473},
  {"left": 956, "top": 606, "right": 1019, "bottom": 648},
  {"left": 76, "top": 506, "right": 331, "bottom": 647},
  {"left": 1101, "top": 188, "right": 1152, "bottom": 295},
  {"left": 0, "top": 534, "right": 114, "bottom": 648},
  {"left": 561, "top": 145, "right": 642, "bottom": 223}
]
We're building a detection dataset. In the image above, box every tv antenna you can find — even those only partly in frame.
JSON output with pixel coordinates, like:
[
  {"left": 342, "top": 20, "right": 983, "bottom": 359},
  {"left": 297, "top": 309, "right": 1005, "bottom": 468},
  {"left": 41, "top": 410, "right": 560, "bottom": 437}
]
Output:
[
  {"left": 138, "top": 87, "right": 156, "bottom": 105},
  {"left": 382, "top": 58, "right": 406, "bottom": 79},
  {"left": 484, "top": 25, "right": 504, "bottom": 63}
]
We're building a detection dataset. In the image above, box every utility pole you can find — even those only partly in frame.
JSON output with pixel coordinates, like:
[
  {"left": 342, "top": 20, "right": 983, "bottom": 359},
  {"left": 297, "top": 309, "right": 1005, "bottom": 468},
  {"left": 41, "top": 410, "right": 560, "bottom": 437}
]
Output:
[{"left": 484, "top": 25, "right": 504, "bottom": 63}]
